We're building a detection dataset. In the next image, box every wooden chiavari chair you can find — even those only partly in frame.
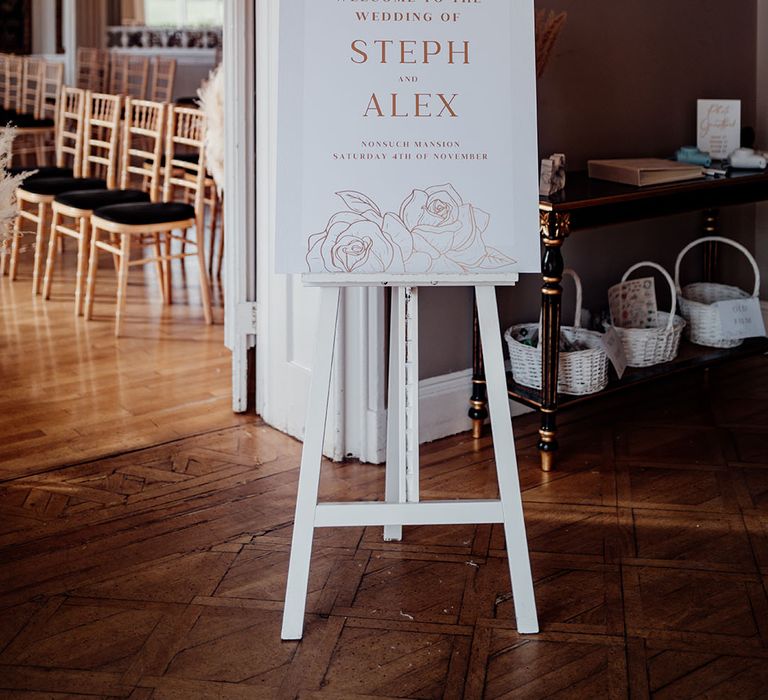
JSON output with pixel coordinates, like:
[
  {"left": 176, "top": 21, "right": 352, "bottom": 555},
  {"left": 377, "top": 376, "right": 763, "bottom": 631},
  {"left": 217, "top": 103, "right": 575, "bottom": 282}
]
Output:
[
  {"left": 125, "top": 56, "right": 150, "bottom": 99},
  {"left": 85, "top": 106, "right": 213, "bottom": 336},
  {"left": 18, "top": 57, "right": 43, "bottom": 118},
  {"left": 108, "top": 53, "right": 150, "bottom": 99},
  {"left": 0, "top": 86, "right": 87, "bottom": 277},
  {"left": 9, "top": 61, "right": 64, "bottom": 166},
  {"left": 1, "top": 55, "right": 23, "bottom": 116},
  {"left": 108, "top": 53, "right": 122, "bottom": 94},
  {"left": 0, "top": 54, "right": 8, "bottom": 116},
  {"left": 44, "top": 99, "right": 165, "bottom": 314},
  {"left": 8, "top": 91, "right": 119, "bottom": 293},
  {"left": 76, "top": 47, "right": 107, "bottom": 91},
  {"left": 150, "top": 57, "right": 176, "bottom": 102}
]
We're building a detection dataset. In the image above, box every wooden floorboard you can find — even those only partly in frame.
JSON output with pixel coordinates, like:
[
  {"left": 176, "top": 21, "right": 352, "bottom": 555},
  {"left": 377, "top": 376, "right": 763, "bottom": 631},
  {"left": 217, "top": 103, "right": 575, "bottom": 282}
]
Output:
[
  {"left": 0, "top": 243, "right": 249, "bottom": 480},
  {"left": 2, "top": 243, "right": 768, "bottom": 697}
]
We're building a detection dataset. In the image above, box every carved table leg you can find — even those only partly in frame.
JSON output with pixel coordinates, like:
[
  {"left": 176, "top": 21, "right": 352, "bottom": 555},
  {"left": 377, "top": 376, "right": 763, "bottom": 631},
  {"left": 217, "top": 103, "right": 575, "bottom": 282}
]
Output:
[
  {"left": 469, "top": 290, "right": 488, "bottom": 439},
  {"left": 538, "top": 211, "right": 570, "bottom": 472},
  {"left": 703, "top": 208, "right": 719, "bottom": 282}
]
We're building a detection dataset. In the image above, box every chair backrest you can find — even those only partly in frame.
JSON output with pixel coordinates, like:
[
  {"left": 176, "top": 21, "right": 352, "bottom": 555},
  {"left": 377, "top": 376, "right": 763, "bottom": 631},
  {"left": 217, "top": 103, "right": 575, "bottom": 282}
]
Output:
[
  {"left": 4, "top": 55, "right": 23, "bottom": 112},
  {"left": 39, "top": 61, "right": 64, "bottom": 122},
  {"left": 120, "top": 98, "right": 166, "bottom": 201},
  {"left": 163, "top": 106, "right": 207, "bottom": 222},
  {"left": 150, "top": 57, "right": 176, "bottom": 102},
  {"left": 55, "top": 86, "right": 87, "bottom": 175},
  {"left": 124, "top": 56, "right": 150, "bottom": 99},
  {"left": 0, "top": 54, "right": 7, "bottom": 111},
  {"left": 19, "top": 57, "right": 44, "bottom": 117},
  {"left": 81, "top": 92, "right": 122, "bottom": 188},
  {"left": 108, "top": 53, "right": 127, "bottom": 94},
  {"left": 76, "top": 47, "right": 106, "bottom": 91}
]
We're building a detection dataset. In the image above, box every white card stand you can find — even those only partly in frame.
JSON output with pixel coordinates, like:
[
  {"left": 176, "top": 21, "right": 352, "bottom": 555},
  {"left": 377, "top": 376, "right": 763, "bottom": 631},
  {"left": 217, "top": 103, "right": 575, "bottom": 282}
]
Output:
[{"left": 281, "top": 281, "right": 538, "bottom": 640}]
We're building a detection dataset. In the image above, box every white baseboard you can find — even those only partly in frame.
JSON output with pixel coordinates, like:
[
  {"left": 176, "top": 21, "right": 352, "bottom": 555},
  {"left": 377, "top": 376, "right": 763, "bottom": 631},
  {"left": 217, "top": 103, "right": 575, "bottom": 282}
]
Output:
[{"left": 418, "top": 368, "right": 532, "bottom": 445}]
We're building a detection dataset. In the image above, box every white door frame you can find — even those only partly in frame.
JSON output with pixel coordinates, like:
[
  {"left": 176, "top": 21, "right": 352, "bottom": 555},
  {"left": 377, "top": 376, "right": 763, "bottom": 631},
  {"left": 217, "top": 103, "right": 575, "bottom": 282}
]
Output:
[
  {"left": 223, "top": 1, "right": 257, "bottom": 412},
  {"left": 253, "top": 0, "right": 387, "bottom": 462}
]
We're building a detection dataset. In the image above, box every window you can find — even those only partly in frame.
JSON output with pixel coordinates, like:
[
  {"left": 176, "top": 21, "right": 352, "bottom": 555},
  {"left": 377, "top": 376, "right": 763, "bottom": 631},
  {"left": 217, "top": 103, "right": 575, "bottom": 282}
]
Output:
[{"left": 144, "top": 0, "right": 223, "bottom": 27}]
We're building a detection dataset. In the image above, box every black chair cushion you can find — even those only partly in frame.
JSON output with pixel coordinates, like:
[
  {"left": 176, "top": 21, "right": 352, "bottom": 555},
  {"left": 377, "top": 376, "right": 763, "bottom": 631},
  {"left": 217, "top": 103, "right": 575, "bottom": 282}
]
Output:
[
  {"left": 55, "top": 188, "right": 150, "bottom": 210},
  {"left": 7, "top": 114, "right": 54, "bottom": 128},
  {"left": 5, "top": 166, "right": 74, "bottom": 180},
  {"left": 19, "top": 177, "right": 107, "bottom": 196},
  {"left": 93, "top": 202, "right": 195, "bottom": 226}
]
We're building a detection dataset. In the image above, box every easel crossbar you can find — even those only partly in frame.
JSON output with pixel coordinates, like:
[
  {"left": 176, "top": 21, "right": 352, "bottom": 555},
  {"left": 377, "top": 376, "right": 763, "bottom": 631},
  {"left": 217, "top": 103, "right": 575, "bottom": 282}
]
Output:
[{"left": 314, "top": 500, "right": 504, "bottom": 527}]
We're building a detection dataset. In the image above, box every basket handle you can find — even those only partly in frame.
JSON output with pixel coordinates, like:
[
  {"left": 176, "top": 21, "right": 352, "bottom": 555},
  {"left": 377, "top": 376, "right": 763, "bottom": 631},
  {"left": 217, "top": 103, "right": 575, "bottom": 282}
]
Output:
[
  {"left": 536, "top": 268, "right": 582, "bottom": 330},
  {"left": 621, "top": 261, "right": 677, "bottom": 332},
  {"left": 563, "top": 268, "right": 583, "bottom": 328},
  {"left": 674, "top": 236, "right": 761, "bottom": 298}
]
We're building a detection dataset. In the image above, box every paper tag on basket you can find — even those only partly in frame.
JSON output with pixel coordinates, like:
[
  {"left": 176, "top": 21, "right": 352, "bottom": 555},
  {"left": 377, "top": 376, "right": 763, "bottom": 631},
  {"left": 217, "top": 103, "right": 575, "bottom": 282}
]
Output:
[
  {"left": 716, "top": 298, "right": 767, "bottom": 340},
  {"left": 601, "top": 327, "right": 628, "bottom": 379},
  {"left": 608, "top": 278, "right": 658, "bottom": 329}
]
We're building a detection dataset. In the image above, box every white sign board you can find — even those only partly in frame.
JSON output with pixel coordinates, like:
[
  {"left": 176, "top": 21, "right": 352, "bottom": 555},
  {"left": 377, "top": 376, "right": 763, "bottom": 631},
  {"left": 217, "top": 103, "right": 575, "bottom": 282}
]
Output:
[
  {"left": 697, "top": 99, "right": 741, "bottom": 160},
  {"left": 601, "top": 327, "right": 628, "bottom": 380},
  {"left": 276, "top": 0, "right": 540, "bottom": 277},
  {"left": 716, "top": 298, "right": 767, "bottom": 340}
]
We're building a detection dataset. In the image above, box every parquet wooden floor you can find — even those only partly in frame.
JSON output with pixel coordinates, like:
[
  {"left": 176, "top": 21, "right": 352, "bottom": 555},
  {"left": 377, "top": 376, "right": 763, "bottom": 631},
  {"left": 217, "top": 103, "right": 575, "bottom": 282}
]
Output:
[
  {"left": 0, "top": 242, "right": 247, "bottom": 479},
  {"left": 3, "top": 246, "right": 768, "bottom": 698}
]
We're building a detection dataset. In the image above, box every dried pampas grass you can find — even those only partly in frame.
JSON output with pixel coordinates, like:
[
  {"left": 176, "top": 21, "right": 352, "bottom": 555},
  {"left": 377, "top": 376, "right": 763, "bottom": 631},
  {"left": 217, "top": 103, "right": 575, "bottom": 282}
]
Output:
[
  {"left": 0, "top": 128, "right": 31, "bottom": 250},
  {"left": 535, "top": 9, "right": 567, "bottom": 78},
  {"left": 198, "top": 64, "right": 224, "bottom": 194}
]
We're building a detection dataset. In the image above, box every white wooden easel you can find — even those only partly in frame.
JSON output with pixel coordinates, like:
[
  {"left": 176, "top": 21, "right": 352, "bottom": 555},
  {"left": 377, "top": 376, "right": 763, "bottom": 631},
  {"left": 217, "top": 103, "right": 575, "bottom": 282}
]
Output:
[{"left": 281, "top": 277, "right": 538, "bottom": 640}]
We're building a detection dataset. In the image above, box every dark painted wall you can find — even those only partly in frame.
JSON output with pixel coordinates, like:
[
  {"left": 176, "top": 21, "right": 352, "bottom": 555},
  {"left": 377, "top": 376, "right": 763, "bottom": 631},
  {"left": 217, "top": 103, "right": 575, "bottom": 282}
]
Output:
[{"left": 420, "top": 0, "right": 760, "bottom": 378}]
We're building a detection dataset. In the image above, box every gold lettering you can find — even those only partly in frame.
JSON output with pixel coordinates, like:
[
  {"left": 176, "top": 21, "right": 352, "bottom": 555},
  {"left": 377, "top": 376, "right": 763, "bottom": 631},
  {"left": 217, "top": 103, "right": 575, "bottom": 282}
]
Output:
[
  {"left": 391, "top": 93, "right": 408, "bottom": 118},
  {"left": 351, "top": 40, "right": 368, "bottom": 64},
  {"left": 415, "top": 93, "right": 431, "bottom": 117},
  {"left": 363, "top": 93, "right": 384, "bottom": 118},
  {"left": 449, "top": 41, "right": 470, "bottom": 65},
  {"left": 437, "top": 93, "right": 459, "bottom": 118},
  {"left": 423, "top": 41, "right": 441, "bottom": 63}
]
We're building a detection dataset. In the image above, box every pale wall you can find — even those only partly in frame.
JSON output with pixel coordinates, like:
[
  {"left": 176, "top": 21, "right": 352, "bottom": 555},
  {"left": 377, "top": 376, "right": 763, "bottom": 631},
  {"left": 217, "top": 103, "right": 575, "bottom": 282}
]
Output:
[{"left": 32, "top": 0, "right": 58, "bottom": 55}]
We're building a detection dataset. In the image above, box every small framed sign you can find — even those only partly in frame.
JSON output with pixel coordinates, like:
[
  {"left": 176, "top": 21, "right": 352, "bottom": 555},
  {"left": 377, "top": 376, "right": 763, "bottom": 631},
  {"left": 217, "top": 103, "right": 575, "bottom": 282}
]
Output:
[
  {"left": 276, "top": 0, "right": 541, "bottom": 278},
  {"left": 697, "top": 99, "right": 741, "bottom": 160}
]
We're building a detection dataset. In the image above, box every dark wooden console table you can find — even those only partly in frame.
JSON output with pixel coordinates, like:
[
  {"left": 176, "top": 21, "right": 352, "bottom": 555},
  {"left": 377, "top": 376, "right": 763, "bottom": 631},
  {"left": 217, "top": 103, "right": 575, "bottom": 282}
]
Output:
[{"left": 469, "top": 169, "right": 768, "bottom": 471}]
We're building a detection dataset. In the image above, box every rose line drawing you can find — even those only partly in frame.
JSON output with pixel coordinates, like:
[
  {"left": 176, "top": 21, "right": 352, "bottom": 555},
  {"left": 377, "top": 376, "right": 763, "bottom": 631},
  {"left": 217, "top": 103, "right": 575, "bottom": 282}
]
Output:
[{"left": 306, "top": 184, "right": 516, "bottom": 275}]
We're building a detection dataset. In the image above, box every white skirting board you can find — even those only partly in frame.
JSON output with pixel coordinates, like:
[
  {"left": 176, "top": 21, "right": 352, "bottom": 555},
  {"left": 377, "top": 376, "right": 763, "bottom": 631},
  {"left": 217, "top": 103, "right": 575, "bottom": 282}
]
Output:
[{"left": 419, "top": 369, "right": 532, "bottom": 446}]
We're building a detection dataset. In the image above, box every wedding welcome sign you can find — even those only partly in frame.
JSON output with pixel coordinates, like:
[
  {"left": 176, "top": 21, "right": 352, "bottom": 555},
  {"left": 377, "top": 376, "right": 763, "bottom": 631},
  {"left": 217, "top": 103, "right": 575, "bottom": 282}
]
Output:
[{"left": 276, "top": 0, "right": 540, "bottom": 277}]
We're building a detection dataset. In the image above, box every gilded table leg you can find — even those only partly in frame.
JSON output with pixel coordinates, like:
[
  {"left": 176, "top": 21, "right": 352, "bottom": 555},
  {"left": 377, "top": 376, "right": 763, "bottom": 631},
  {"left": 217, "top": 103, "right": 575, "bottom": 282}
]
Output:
[
  {"left": 469, "top": 290, "right": 488, "bottom": 439},
  {"left": 538, "top": 211, "right": 570, "bottom": 472},
  {"left": 703, "top": 208, "right": 719, "bottom": 282}
]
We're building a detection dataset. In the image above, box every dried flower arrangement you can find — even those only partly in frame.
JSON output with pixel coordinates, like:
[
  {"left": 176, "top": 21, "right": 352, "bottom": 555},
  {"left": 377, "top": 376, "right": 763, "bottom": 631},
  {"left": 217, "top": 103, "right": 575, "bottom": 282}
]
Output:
[
  {"left": 197, "top": 64, "right": 224, "bottom": 194},
  {"left": 535, "top": 9, "right": 567, "bottom": 78},
  {"left": 0, "top": 129, "right": 30, "bottom": 253}
]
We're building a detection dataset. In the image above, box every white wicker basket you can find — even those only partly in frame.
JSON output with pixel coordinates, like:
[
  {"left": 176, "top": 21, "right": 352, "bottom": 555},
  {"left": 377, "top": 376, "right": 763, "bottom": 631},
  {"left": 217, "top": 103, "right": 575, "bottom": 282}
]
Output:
[
  {"left": 605, "top": 262, "right": 686, "bottom": 367},
  {"left": 675, "top": 236, "right": 761, "bottom": 349},
  {"left": 504, "top": 269, "right": 609, "bottom": 396}
]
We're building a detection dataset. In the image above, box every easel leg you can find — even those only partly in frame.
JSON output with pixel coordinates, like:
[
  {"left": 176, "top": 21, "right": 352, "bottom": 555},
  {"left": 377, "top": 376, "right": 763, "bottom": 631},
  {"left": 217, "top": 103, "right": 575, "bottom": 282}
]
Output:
[
  {"left": 476, "top": 286, "right": 538, "bottom": 634},
  {"left": 384, "top": 286, "right": 420, "bottom": 538},
  {"left": 281, "top": 286, "right": 341, "bottom": 641},
  {"left": 384, "top": 288, "right": 405, "bottom": 542}
]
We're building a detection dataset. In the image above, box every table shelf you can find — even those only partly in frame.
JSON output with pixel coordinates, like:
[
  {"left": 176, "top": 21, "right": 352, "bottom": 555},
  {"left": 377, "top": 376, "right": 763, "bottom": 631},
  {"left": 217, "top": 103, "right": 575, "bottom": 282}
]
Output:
[
  {"left": 507, "top": 337, "right": 768, "bottom": 409},
  {"left": 471, "top": 169, "right": 768, "bottom": 471}
]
